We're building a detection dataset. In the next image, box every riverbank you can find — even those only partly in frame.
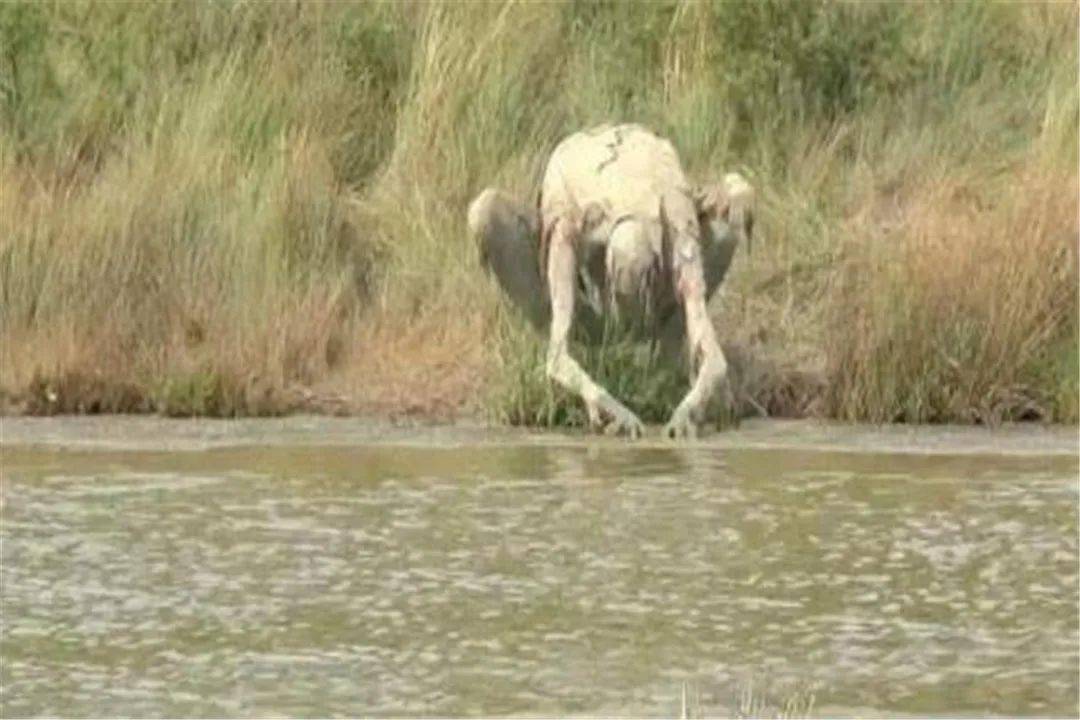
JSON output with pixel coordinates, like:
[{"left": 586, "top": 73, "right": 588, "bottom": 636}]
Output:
[
  {"left": 2, "top": 2, "right": 1077, "bottom": 426},
  {"left": 3, "top": 415, "right": 1077, "bottom": 458}
]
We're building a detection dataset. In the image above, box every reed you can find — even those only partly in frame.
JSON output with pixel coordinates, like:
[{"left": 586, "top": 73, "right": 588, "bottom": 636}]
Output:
[{"left": 2, "top": 1, "right": 1075, "bottom": 423}]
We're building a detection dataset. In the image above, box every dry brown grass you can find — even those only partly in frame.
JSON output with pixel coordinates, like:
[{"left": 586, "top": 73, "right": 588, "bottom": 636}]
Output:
[
  {"left": 334, "top": 314, "right": 491, "bottom": 422},
  {"left": 826, "top": 163, "right": 1079, "bottom": 423},
  {"left": 0, "top": 32, "right": 369, "bottom": 416},
  {"left": 1, "top": 287, "right": 356, "bottom": 416},
  {"left": 1, "top": 1, "right": 1075, "bottom": 425}
]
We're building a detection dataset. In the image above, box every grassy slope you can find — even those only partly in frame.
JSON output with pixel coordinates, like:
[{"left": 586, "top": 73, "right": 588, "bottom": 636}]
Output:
[{"left": 1, "top": 0, "right": 1076, "bottom": 424}]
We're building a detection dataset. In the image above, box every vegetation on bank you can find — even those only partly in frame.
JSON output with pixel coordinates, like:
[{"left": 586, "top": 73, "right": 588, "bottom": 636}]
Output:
[{"left": 1, "top": 1, "right": 1076, "bottom": 425}]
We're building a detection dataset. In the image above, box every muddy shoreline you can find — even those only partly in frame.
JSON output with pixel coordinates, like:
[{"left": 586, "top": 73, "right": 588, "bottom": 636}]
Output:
[{"left": 2, "top": 415, "right": 1077, "bottom": 457}]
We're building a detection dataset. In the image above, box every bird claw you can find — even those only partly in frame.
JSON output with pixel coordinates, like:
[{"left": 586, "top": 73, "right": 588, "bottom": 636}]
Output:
[
  {"left": 663, "top": 409, "right": 699, "bottom": 440},
  {"left": 588, "top": 401, "right": 644, "bottom": 439},
  {"left": 605, "top": 408, "right": 645, "bottom": 439}
]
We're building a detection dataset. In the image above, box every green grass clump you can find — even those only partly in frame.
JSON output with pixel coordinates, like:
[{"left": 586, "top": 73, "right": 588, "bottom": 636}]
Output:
[
  {"left": 489, "top": 314, "right": 689, "bottom": 428},
  {"left": 1, "top": 1, "right": 1076, "bottom": 424}
]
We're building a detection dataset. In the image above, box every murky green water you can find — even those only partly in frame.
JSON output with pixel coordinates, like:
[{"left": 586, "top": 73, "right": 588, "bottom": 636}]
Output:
[{"left": 2, "top": 419, "right": 1077, "bottom": 717}]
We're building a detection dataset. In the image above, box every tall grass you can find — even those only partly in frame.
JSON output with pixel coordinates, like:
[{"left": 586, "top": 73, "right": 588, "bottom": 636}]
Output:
[{"left": 1, "top": 1, "right": 1076, "bottom": 423}]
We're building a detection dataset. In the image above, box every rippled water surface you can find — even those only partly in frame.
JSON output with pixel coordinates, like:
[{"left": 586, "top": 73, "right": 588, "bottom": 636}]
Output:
[{"left": 2, "top": 419, "right": 1077, "bottom": 717}]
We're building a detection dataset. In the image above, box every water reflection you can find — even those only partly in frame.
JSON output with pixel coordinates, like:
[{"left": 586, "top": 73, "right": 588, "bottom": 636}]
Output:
[{"left": 2, "top": 444, "right": 1077, "bottom": 717}]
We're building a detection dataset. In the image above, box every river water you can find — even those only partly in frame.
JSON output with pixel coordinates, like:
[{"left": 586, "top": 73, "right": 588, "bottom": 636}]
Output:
[{"left": 2, "top": 418, "right": 1077, "bottom": 717}]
